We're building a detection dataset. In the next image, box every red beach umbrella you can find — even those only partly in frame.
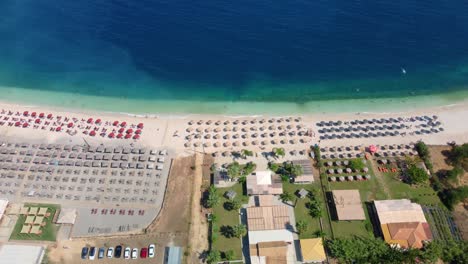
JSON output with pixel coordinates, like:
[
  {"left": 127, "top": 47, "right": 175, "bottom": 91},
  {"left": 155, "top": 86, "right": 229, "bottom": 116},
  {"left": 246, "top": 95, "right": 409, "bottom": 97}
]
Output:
[
  {"left": 47, "top": 113, "right": 53, "bottom": 119},
  {"left": 23, "top": 111, "right": 29, "bottom": 116},
  {"left": 113, "top": 121, "right": 119, "bottom": 126},
  {"left": 369, "top": 145, "right": 378, "bottom": 154},
  {"left": 89, "top": 130, "right": 96, "bottom": 136},
  {"left": 137, "top": 123, "right": 144, "bottom": 129},
  {"left": 133, "top": 134, "right": 140, "bottom": 139},
  {"left": 95, "top": 119, "right": 102, "bottom": 124},
  {"left": 118, "top": 128, "right": 125, "bottom": 133},
  {"left": 125, "top": 134, "right": 132, "bottom": 139},
  {"left": 135, "top": 129, "right": 142, "bottom": 135},
  {"left": 117, "top": 133, "right": 123, "bottom": 139},
  {"left": 56, "top": 126, "right": 62, "bottom": 132},
  {"left": 108, "top": 132, "right": 115, "bottom": 138},
  {"left": 35, "top": 119, "right": 41, "bottom": 124},
  {"left": 67, "top": 122, "right": 74, "bottom": 128},
  {"left": 22, "top": 123, "right": 29, "bottom": 128},
  {"left": 126, "top": 128, "right": 133, "bottom": 134},
  {"left": 87, "top": 118, "right": 93, "bottom": 124},
  {"left": 39, "top": 113, "right": 45, "bottom": 118},
  {"left": 15, "top": 122, "right": 21, "bottom": 127},
  {"left": 31, "top": 112, "right": 37, "bottom": 117},
  {"left": 120, "top": 122, "right": 127, "bottom": 127}
]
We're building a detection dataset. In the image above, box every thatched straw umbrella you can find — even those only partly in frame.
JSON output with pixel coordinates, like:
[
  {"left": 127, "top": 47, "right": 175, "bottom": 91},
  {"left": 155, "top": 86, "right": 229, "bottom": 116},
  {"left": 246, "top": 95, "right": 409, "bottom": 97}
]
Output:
[
  {"left": 251, "top": 119, "right": 257, "bottom": 124},
  {"left": 243, "top": 141, "right": 250, "bottom": 146},
  {"left": 232, "top": 134, "right": 239, "bottom": 139},
  {"left": 250, "top": 126, "right": 258, "bottom": 131},
  {"left": 193, "top": 142, "right": 201, "bottom": 147},
  {"left": 213, "top": 134, "right": 220, "bottom": 139},
  {"left": 233, "top": 127, "right": 239, "bottom": 132},
  {"left": 242, "top": 134, "right": 249, "bottom": 139},
  {"left": 222, "top": 151, "right": 230, "bottom": 157},
  {"left": 242, "top": 127, "right": 248, "bottom": 132},
  {"left": 269, "top": 125, "right": 276, "bottom": 130},
  {"left": 205, "top": 134, "right": 211, "bottom": 139},
  {"left": 223, "top": 127, "right": 231, "bottom": 132},
  {"left": 280, "top": 139, "right": 287, "bottom": 144},
  {"left": 260, "top": 126, "right": 266, "bottom": 131},
  {"left": 224, "top": 142, "right": 231, "bottom": 147},
  {"left": 215, "top": 120, "right": 221, "bottom": 125},
  {"left": 233, "top": 141, "right": 239, "bottom": 147},
  {"left": 224, "top": 120, "right": 230, "bottom": 125},
  {"left": 205, "top": 127, "right": 212, "bottom": 133},
  {"left": 278, "top": 125, "right": 285, "bottom": 130},
  {"left": 224, "top": 134, "right": 231, "bottom": 140},
  {"left": 214, "top": 142, "right": 221, "bottom": 148},
  {"left": 197, "top": 120, "right": 203, "bottom": 125},
  {"left": 204, "top": 142, "right": 211, "bottom": 147},
  {"left": 188, "top": 120, "right": 194, "bottom": 125},
  {"left": 252, "top": 133, "right": 258, "bottom": 138},
  {"left": 194, "top": 134, "right": 201, "bottom": 139},
  {"left": 233, "top": 120, "right": 239, "bottom": 125},
  {"left": 196, "top": 127, "right": 203, "bottom": 132},
  {"left": 272, "top": 139, "right": 279, "bottom": 145},
  {"left": 214, "top": 127, "right": 221, "bottom": 133},
  {"left": 186, "top": 127, "right": 193, "bottom": 133},
  {"left": 206, "top": 120, "right": 212, "bottom": 125},
  {"left": 252, "top": 140, "right": 259, "bottom": 145},
  {"left": 184, "top": 142, "right": 190, "bottom": 147},
  {"left": 261, "top": 140, "right": 269, "bottom": 145}
]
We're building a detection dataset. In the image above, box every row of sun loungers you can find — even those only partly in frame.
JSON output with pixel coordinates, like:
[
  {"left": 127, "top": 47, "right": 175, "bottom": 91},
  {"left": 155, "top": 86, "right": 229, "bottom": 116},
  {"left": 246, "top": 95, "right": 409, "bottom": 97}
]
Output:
[{"left": 188, "top": 117, "right": 303, "bottom": 126}]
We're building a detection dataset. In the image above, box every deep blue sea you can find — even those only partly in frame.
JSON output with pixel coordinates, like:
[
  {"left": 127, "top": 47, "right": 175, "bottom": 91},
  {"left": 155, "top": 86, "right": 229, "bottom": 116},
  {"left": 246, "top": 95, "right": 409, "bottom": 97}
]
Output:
[{"left": 0, "top": 0, "right": 468, "bottom": 113}]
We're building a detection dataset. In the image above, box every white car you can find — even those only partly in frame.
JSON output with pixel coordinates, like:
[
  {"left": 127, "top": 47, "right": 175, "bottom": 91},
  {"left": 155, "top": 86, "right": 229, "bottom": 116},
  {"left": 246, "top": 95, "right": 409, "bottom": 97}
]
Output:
[
  {"left": 148, "top": 244, "right": 155, "bottom": 258},
  {"left": 124, "top": 247, "right": 131, "bottom": 259},
  {"left": 107, "top": 247, "right": 114, "bottom": 258},
  {"left": 132, "top": 248, "right": 138, "bottom": 259}
]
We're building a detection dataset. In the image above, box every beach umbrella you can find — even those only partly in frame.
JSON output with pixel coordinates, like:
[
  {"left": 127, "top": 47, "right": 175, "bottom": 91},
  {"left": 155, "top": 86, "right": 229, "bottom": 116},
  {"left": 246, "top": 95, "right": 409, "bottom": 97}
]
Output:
[
  {"left": 336, "top": 168, "right": 343, "bottom": 174},
  {"left": 205, "top": 134, "right": 211, "bottom": 139},
  {"left": 328, "top": 169, "right": 334, "bottom": 174},
  {"left": 269, "top": 118, "right": 276, "bottom": 123},
  {"left": 269, "top": 125, "right": 276, "bottom": 130},
  {"left": 135, "top": 129, "right": 142, "bottom": 135},
  {"left": 194, "top": 142, "right": 200, "bottom": 147},
  {"left": 197, "top": 120, "right": 203, "bottom": 125},
  {"left": 222, "top": 151, "right": 230, "bottom": 157},
  {"left": 184, "top": 142, "right": 190, "bottom": 147},
  {"left": 224, "top": 120, "right": 230, "bottom": 125},
  {"left": 22, "top": 123, "right": 29, "bottom": 128},
  {"left": 347, "top": 176, "right": 354, "bottom": 181},
  {"left": 215, "top": 120, "right": 221, "bottom": 125},
  {"left": 35, "top": 119, "right": 41, "bottom": 124},
  {"left": 15, "top": 122, "right": 21, "bottom": 127},
  {"left": 345, "top": 168, "right": 352, "bottom": 173},
  {"left": 278, "top": 125, "right": 285, "bottom": 130},
  {"left": 188, "top": 120, "right": 194, "bottom": 125},
  {"left": 133, "top": 134, "right": 140, "bottom": 140},
  {"left": 252, "top": 140, "right": 258, "bottom": 145},
  {"left": 89, "top": 130, "right": 96, "bottom": 136},
  {"left": 39, "top": 113, "right": 45, "bottom": 118},
  {"left": 330, "top": 177, "right": 336, "bottom": 182},
  {"left": 31, "top": 112, "right": 36, "bottom": 117},
  {"left": 223, "top": 127, "right": 231, "bottom": 132},
  {"left": 204, "top": 142, "right": 211, "bottom": 147},
  {"left": 196, "top": 127, "right": 203, "bottom": 132},
  {"left": 214, "top": 142, "right": 220, "bottom": 147},
  {"left": 233, "top": 134, "right": 239, "bottom": 139},
  {"left": 261, "top": 133, "right": 268, "bottom": 138},
  {"left": 233, "top": 141, "right": 239, "bottom": 146},
  {"left": 121, "top": 121, "right": 127, "bottom": 127},
  {"left": 251, "top": 119, "right": 257, "bottom": 124},
  {"left": 118, "top": 127, "right": 125, "bottom": 133},
  {"left": 67, "top": 122, "right": 74, "bottom": 128},
  {"left": 194, "top": 134, "right": 201, "bottom": 139},
  {"left": 23, "top": 111, "right": 29, "bottom": 116},
  {"left": 233, "top": 127, "right": 239, "bottom": 132},
  {"left": 272, "top": 139, "right": 279, "bottom": 144},
  {"left": 126, "top": 129, "right": 133, "bottom": 134},
  {"left": 87, "top": 118, "right": 93, "bottom": 124},
  {"left": 213, "top": 134, "right": 220, "bottom": 139},
  {"left": 186, "top": 127, "right": 193, "bottom": 132},
  {"left": 261, "top": 140, "right": 269, "bottom": 145},
  {"left": 108, "top": 132, "right": 115, "bottom": 138},
  {"left": 117, "top": 133, "right": 123, "bottom": 139},
  {"left": 47, "top": 114, "right": 53, "bottom": 119},
  {"left": 125, "top": 134, "right": 131, "bottom": 139},
  {"left": 243, "top": 141, "right": 250, "bottom": 146},
  {"left": 224, "top": 142, "right": 231, "bottom": 147},
  {"left": 95, "top": 119, "right": 102, "bottom": 124},
  {"left": 205, "top": 120, "right": 212, "bottom": 125},
  {"left": 113, "top": 121, "right": 119, "bottom": 126},
  {"left": 55, "top": 126, "right": 61, "bottom": 132},
  {"left": 233, "top": 120, "right": 239, "bottom": 125},
  {"left": 214, "top": 127, "right": 221, "bottom": 132},
  {"left": 224, "top": 134, "right": 230, "bottom": 139}
]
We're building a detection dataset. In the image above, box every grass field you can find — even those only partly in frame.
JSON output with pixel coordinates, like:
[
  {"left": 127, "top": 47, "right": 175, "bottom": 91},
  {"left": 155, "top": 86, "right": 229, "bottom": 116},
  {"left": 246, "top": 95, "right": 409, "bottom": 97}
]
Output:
[
  {"left": 282, "top": 182, "right": 330, "bottom": 239},
  {"left": 211, "top": 183, "right": 247, "bottom": 260},
  {"left": 10, "top": 203, "right": 59, "bottom": 241}
]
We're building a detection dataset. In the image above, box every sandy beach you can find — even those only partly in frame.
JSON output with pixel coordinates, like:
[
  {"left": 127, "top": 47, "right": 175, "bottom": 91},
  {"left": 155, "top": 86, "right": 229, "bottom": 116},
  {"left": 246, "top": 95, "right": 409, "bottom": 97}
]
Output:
[
  {"left": 1, "top": 100, "right": 467, "bottom": 155},
  {"left": 1, "top": 100, "right": 468, "bottom": 156}
]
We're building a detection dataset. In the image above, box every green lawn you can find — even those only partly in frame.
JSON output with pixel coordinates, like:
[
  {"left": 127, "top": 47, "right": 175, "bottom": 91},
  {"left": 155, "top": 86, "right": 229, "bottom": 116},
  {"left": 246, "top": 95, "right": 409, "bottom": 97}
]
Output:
[
  {"left": 380, "top": 172, "right": 442, "bottom": 206},
  {"left": 211, "top": 183, "right": 248, "bottom": 260},
  {"left": 10, "top": 203, "right": 59, "bottom": 241}
]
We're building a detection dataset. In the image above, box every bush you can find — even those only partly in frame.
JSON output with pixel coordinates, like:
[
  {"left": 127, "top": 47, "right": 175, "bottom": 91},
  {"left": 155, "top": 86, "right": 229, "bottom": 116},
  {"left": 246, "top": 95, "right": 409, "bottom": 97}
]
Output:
[
  {"left": 415, "top": 141, "right": 434, "bottom": 173},
  {"left": 349, "top": 158, "right": 365, "bottom": 171},
  {"left": 406, "top": 165, "right": 429, "bottom": 185},
  {"left": 439, "top": 186, "right": 468, "bottom": 210}
]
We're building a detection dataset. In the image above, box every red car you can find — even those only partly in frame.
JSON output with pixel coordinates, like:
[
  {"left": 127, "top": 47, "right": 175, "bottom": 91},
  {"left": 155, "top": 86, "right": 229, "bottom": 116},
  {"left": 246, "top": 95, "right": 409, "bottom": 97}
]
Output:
[{"left": 140, "top": 247, "right": 148, "bottom": 258}]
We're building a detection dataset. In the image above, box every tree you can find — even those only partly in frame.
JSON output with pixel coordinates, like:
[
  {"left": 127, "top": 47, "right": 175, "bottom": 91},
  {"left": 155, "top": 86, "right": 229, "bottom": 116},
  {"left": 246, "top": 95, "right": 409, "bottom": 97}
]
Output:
[
  {"left": 447, "top": 166, "right": 464, "bottom": 183},
  {"left": 440, "top": 240, "right": 468, "bottom": 264},
  {"left": 232, "top": 224, "right": 247, "bottom": 238},
  {"left": 210, "top": 163, "right": 218, "bottom": 173},
  {"left": 314, "top": 230, "right": 326, "bottom": 238},
  {"left": 449, "top": 143, "right": 468, "bottom": 168},
  {"left": 206, "top": 250, "right": 221, "bottom": 264},
  {"left": 420, "top": 241, "right": 443, "bottom": 263},
  {"left": 242, "top": 161, "right": 256, "bottom": 176},
  {"left": 296, "top": 220, "right": 309, "bottom": 234},
  {"left": 227, "top": 162, "right": 241, "bottom": 179},
  {"left": 307, "top": 200, "right": 322, "bottom": 218},
  {"left": 268, "top": 162, "right": 280, "bottom": 172},
  {"left": 291, "top": 164, "right": 303, "bottom": 177},
  {"left": 327, "top": 237, "right": 393, "bottom": 264},
  {"left": 439, "top": 186, "right": 468, "bottom": 210},
  {"left": 206, "top": 185, "right": 220, "bottom": 208},
  {"left": 208, "top": 213, "right": 218, "bottom": 223},
  {"left": 349, "top": 158, "right": 365, "bottom": 171},
  {"left": 220, "top": 225, "right": 235, "bottom": 238},
  {"left": 224, "top": 200, "right": 242, "bottom": 211},
  {"left": 406, "top": 165, "right": 429, "bottom": 184},
  {"left": 240, "top": 149, "right": 253, "bottom": 159},
  {"left": 224, "top": 250, "right": 234, "bottom": 261},
  {"left": 272, "top": 147, "right": 285, "bottom": 159},
  {"left": 280, "top": 191, "right": 294, "bottom": 203}
]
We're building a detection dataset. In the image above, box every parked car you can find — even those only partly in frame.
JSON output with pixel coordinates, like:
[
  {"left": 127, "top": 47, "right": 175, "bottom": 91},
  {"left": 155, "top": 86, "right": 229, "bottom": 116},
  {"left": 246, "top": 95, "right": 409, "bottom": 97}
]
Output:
[
  {"left": 89, "top": 247, "right": 96, "bottom": 260},
  {"left": 148, "top": 244, "right": 155, "bottom": 258},
  {"left": 98, "top": 247, "right": 105, "bottom": 259},
  {"left": 124, "top": 247, "right": 131, "bottom": 259},
  {"left": 115, "top": 245, "right": 123, "bottom": 258},
  {"left": 132, "top": 248, "right": 138, "bottom": 259},
  {"left": 81, "top": 247, "right": 89, "bottom": 259},
  {"left": 140, "top": 247, "right": 148, "bottom": 258},
  {"left": 107, "top": 247, "right": 114, "bottom": 258}
]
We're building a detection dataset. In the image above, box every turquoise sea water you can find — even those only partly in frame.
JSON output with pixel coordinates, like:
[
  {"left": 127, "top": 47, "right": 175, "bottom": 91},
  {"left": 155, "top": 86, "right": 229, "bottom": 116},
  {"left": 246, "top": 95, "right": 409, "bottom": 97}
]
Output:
[{"left": 0, "top": 0, "right": 468, "bottom": 114}]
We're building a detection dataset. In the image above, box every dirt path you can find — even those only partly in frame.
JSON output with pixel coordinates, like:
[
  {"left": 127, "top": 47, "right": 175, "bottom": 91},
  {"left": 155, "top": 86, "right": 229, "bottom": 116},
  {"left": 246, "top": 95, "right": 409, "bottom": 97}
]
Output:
[
  {"left": 187, "top": 153, "right": 209, "bottom": 263},
  {"left": 368, "top": 158, "right": 392, "bottom": 199}
]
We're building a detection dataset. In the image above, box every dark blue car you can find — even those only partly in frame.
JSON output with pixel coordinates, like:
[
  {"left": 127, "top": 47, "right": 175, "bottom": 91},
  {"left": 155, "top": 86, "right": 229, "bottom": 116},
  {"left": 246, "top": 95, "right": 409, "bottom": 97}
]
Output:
[{"left": 81, "top": 247, "right": 89, "bottom": 259}]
